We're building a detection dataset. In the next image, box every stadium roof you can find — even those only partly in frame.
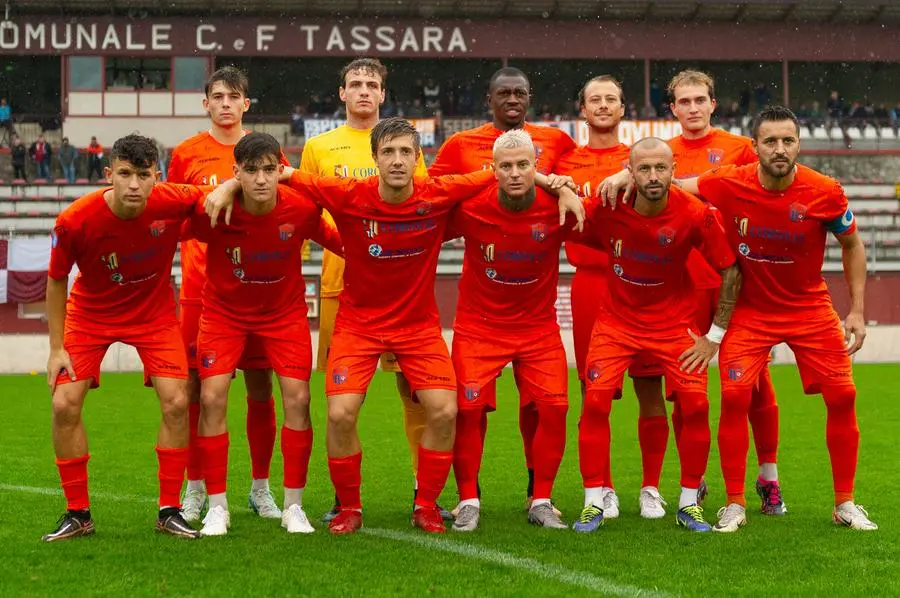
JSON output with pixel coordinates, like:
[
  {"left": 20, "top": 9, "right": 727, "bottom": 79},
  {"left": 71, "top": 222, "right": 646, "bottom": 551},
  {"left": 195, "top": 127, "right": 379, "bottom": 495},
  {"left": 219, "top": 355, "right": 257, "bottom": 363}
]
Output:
[{"left": 11, "top": 0, "right": 900, "bottom": 23}]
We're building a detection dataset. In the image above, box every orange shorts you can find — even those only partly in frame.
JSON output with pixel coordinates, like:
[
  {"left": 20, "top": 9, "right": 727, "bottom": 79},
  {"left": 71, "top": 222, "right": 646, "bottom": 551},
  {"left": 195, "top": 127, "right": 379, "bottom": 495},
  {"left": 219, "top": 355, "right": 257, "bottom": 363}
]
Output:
[
  {"left": 317, "top": 296, "right": 400, "bottom": 373},
  {"left": 197, "top": 312, "right": 312, "bottom": 381},
  {"left": 572, "top": 269, "right": 662, "bottom": 380},
  {"left": 452, "top": 329, "right": 568, "bottom": 412},
  {"left": 57, "top": 318, "right": 188, "bottom": 389},
  {"left": 585, "top": 318, "right": 707, "bottom": 396},
  {"left": 181, "top": 301, "right": 270, "bottom": 371},
  {"left": 325, "top": 325, "right": 454, "bottom": 397},
  {"left": 720, "top": 309, "right": 854, "bottom": 394}
]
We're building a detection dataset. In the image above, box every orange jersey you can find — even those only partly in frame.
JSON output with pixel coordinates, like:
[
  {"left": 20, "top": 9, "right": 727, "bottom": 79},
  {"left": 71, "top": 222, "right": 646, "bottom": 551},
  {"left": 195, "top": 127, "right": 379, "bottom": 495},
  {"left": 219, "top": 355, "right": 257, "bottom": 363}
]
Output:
[
  {"left": 555, "top": 144, "right": 631, "bottom": 270},
  {"left": 669, "top": 128, "right": 757, "bottom": 290},
  {"left": 697, "top": 163, "right": 856, "bottom": 321},
  {"left": 448, "top": 185, "right": 570, "bottom": 336},
  {"left": 190, "top": 185, "right": 340, "bottom": 327},
  {"left": 429, "top": 122, "right": 576, "bottom": 176},
  {"left": 168, "top": 130, "right": 290, "bottom": 304},
  {"left": 49, "top": 185, "right": 203, "bottom": 328},
  {"left": 581, "top": 186, "right": 735, "bottom": 332},
  {"left": 288, "top": 169, "right": 495, "bottom": 333}
]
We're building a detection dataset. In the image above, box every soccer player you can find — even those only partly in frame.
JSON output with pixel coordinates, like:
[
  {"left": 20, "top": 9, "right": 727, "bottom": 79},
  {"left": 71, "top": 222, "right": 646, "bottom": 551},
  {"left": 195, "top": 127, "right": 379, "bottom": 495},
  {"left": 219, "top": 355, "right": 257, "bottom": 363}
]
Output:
[
  {"left": 556, "top": 75, "right": 668, "bottom": 520},
  {"left": 448, "top": 129, "right": 578, "bottom": 532},
  {"left": 430, "top": 66, "right": 576, "bottom": 511},
  {"left": 188, "top": 133, "right": 342, "bottom": 536},
  {"left": 168, "top": 66, "right": 288, "bottom": 522},
  {"left": 673, "top": 106, "right": 876, "bottom": 532},
  {"left": 574, "top": 137, "right": 740, "bottom": 533},
  {"left": 207, "top": 118, "right": 582, "bottom": 535},
  {"left": 299, "top": 58, "right": 435, "bottom": 522},
  {"left": 43, "top": 134, "right": 205, "bottom": 542},
  {"left": 666, "top": 70, "right": 783, "bottom": 515}
]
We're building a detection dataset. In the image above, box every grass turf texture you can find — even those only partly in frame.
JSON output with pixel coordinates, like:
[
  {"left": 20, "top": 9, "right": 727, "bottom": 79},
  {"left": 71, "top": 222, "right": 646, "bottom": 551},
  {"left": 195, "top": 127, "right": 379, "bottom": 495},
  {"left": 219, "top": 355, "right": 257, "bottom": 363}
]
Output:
[{"left": 1, "top": 365, "right": 897, "bottom": 597}]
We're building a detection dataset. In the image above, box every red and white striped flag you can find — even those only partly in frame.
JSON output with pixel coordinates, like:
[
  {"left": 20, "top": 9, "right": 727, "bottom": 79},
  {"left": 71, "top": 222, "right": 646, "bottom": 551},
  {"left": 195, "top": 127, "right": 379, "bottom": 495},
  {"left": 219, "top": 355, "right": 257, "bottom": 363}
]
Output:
[{"left": 0, "top": 236, "right": 52, "bottom": 303}]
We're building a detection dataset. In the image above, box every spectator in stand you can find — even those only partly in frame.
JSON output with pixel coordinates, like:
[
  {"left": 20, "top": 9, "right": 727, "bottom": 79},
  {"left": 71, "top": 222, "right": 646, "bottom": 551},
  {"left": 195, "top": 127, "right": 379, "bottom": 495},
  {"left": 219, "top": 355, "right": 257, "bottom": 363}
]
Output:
[
  {"left": 458, "top": 83, "right": 474, "bottom": 116},
  {"left": 847, "top": 101, "right": 865, "bottom": 126},
  {"left": 873, "top": 103, "right": 890, "bottom": 128},
  {"left": 809, "top": 101, "right": 825, "bottom": 129},
  {"left": 754, "top": 83, "right": 772, "bottom": 111},
  {"left": 306, "top": 94, "right": 323, "bottom": 117},
  {"left": 0, "top": 98, "right": 12, "bottom": 141},
  {"left": 407, "top": 98, "right": 426, "bottom": 117},
  {"left": 58, "top": 137, "right": 78, "bottom": 184},
  {"left": 826, "top": 90, "right": 843, "bottom": 128},
  {"left": 640, "top": 102, "right": 658, "bottom": 119},
  {"left": 423, "top": 78, "right": 441, "bottom": 112},
  {"left": 723, "top": 101, "right": 743, "bottom": 127},
  {"left": 29, "top": 134, "right": 52, "bottom": 180},
  {"left": 290, "top": 104, "right": 305, "bottom": 137},
  {"left": 11, "top": 135, "right": 27, "bottom": 181},
  {"left": 87, "top": 136, "right": 104, "bottom": 182},
  {"left": 889, "top": 102, "right": 900, "bottom": 133},
  {"left": 626, "top": 102, "right": 639, "bottom": 120},
  {"left": 154, "top": 138, "right": 168, "bottom": 181}
]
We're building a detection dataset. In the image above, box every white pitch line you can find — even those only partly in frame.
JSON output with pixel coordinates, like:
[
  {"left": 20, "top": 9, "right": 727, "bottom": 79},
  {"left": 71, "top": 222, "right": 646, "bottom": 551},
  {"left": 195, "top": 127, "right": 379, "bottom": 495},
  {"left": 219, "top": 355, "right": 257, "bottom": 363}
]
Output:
[
  {"left": 0, "top": 483, "right": 156, "bottom": 503},
  {"left": 362, "top": 527, "right": 674, "bottom": 598}
]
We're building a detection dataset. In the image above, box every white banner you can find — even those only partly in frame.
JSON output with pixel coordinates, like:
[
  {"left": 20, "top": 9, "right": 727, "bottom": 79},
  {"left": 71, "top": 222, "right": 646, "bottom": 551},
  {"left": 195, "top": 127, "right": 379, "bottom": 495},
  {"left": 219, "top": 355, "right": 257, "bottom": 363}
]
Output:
[
  {"left": 8, "top": 237, "right": 51, "bottom": 272},
  {"left": 0, "top": 270, "right": 7, "bottom": 303}
]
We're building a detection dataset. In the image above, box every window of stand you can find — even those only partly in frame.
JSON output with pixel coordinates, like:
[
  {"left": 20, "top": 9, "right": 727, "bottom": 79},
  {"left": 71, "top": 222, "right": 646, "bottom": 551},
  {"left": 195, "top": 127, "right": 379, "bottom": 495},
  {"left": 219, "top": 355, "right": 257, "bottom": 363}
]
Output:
[{"left": 105, "top": 58, "right": 171, "bottom": 91}]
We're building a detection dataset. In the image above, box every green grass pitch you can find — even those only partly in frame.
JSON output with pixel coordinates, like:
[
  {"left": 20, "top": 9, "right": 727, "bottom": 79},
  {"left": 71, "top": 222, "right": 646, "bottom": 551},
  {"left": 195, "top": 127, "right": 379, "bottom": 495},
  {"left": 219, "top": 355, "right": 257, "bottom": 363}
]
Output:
[{"left": 1, "top": 365, "right": 898, "bottom": 597}]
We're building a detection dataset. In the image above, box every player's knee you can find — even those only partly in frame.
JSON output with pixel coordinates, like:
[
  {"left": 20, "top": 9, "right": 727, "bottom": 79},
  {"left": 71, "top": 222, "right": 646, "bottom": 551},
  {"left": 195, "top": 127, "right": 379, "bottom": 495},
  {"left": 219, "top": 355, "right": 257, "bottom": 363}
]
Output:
[
  {"left": 199, "top": 385, "right": 228, "bottom": 415},
  {"left": 584, "top": 389, "right": 615, "bottom": 417},
  {"left": 51, "top": 390, "right": 83, "bottom": 427},
  {"left": 822, "top": 384, "right": 856, "bottom": 410},
  {"left": 427, "top": 397, "right": 458, "bottom": 429},
  {"left": 281, "top": 385, "right": 311, "bottom": 414},
  {"left": 327, "top": 403, "right": 358, "bottom": 432},
  {"left": 676, "top": 392, "right": 709, "bottom": 422},
  {"left": 721, "top": 387, "right": 754, "bottom": 413}
]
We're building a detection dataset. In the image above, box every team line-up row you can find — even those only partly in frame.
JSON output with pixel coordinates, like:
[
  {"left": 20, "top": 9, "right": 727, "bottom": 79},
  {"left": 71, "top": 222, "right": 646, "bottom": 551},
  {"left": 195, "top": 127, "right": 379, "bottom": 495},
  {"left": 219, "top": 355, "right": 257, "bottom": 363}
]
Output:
[{"left": 38, "top": 60, "right": 876, "bottom": 544}]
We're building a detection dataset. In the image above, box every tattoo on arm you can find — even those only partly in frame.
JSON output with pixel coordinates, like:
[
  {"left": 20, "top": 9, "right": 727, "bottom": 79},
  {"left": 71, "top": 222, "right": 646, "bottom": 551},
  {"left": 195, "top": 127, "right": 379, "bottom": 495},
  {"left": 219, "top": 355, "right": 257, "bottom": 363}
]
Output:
[{"left": 713, "top": 264, "right": 742, "bottom": 330}]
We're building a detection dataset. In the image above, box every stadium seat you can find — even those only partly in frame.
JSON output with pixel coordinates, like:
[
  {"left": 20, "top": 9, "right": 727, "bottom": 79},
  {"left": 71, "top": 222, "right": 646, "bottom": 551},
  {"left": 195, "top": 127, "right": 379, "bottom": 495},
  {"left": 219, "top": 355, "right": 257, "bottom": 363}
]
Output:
[
  {"left": 812, "top": 126, "right": 829, "bottom": 140},
  {"left": 829, "top": 126, "right": 844, "bottom": 140},
  {"left": 863, "top": 126, "right": 879, "bottom": 140},
  {"left": 846, "top": 127, "right": 861, "bottom": 140},
  {"left": 881, "top": 127, "right": 897, "bottom": 140}
]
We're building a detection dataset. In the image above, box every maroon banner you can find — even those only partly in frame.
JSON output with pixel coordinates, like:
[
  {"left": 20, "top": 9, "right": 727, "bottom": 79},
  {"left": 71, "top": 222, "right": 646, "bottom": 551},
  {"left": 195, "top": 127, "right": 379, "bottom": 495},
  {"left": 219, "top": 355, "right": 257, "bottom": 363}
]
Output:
[
  {"left": 6, "top": 271, "right": 48, "bottom": 303},
  {"left": 0, "top": 17, "right": 896, "bottom": 61}
]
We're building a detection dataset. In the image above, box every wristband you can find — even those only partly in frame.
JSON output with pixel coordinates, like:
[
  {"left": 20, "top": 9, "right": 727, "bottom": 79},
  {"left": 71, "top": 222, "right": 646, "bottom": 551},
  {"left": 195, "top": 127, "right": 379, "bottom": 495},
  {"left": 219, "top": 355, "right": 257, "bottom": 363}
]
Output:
[{"left": 705, "top": 324, "right": 726, "bottom": 344}]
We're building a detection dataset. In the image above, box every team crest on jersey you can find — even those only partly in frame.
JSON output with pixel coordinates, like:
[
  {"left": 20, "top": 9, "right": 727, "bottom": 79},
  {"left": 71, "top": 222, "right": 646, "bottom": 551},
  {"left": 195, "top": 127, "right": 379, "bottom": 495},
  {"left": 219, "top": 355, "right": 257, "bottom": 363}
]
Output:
[
  {"left": 726, "top": 363, "right": 745, "bottom": 382},
  {"left": 482, "top": 243, "right": 495, "bottom": 263},
  {"left": 332, "top": 366, "right": 349, "bottom": 385},
  {"left": 101, "top": 252, "right": 119, "bottom": 270},
  {"left": 586, "top": 364, "right": 601, "bottom": 382},
  {"left": 463, "top": 383, "right": 481, "bottom": 402},
  {"left": 707, "top": 148, "right": 725, "bottom": 165},
  {"left": 200, "top": 351, "right": 216, "bottom": 368},
  {"left": 415, "top": 201, "right": 432, "bottom": 216},
  {"left": 789, "top": 202, "right": 808, "bottom": 222},
  {"left": 657, "top": 227, "right": 676, "bottom": 246},
  {"left": 613, "top": 239, "right": 623, "bottom": 258},
  {"left": 736, "top": 217, "right": 749, "bottom": 237},
  {"left": 279, "top": 223, "right": 295, "bottom": 241},
  {"left": 531, "top": 223, "right": 547, "bottom": 242},
  {"left": 364, "top": 219, "right": 380, "bottom": 238},
  {"left": 149, "top": 220, "right": 167, "bottom": 237}
]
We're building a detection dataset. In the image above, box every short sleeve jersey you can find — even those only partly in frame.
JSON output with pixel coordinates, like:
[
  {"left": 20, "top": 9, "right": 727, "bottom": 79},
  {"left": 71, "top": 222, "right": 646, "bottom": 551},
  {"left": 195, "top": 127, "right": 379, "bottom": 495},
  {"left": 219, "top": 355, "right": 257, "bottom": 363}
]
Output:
[
  {"left": 582, "top": 186, "right": 735, "bottom": 332},
  {"left": 555, "top": 143, "right": 631, "bottom": 270},
  {"left": 299, "top": 124, "right": 428, "bottom": 299},
  {"left": 697, "top": 163, "right": 856, "bottom": 319},
  {"left": 449, "top": 185, "right": 570, "bottom": 336},
  {"left": 49, "top": 185, "right": 203, "bottom": 328},
  {"left": 288, "top": 169, "right": 495, "bottom": 333}
]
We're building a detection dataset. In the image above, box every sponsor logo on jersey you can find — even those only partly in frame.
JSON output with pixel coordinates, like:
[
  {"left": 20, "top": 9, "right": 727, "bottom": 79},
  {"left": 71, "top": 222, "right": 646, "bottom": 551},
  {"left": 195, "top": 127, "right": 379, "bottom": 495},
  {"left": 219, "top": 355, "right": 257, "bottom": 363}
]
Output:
[
  {"left": 482, "top": 243, "right": 495, "bottom": 263},
  {"left": 612, "top": 262, "right": 664, "bottom": 287},
  {"left": 364, "top": 219, "right": 380, "bottom": 238},
  {"left": 613, "top": 239, "right": 623, "bottom": 258},
  {"left": 737, "top": 217, "right": 749, "bottom": 237},
  {"left": 101, "top": 252, "right": 119, "bottom": 270},
  {"left": 368, "top": 243, "right": 425, "bottom": 259},
  {"left": 227, "top": 247, "right": 242, "bottom": 265}
]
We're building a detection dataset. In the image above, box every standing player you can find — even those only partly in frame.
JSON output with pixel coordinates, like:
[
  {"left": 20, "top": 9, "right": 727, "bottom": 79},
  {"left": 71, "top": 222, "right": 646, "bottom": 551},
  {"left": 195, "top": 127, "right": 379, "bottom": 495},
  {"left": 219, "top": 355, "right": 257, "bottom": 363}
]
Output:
[
  {"left": 43, "top": 135, "right": 204, "bottom": 541},
  {"left": 189, "top": 133, "right": 342, "bottom": 536},
  {"left": 169, "top": 66, "right": 286, "bottom": 522},
  {"left": 430, "top": 66, "right": 576, "bottom": 511},
  {"left": 448, "top": 130, "right": 576, "bottom": 532},
  {"left": 666, "top": 70, "right": 783, "bottom": 515},
  {"left": 299, "top": 58, "right": 435, "bottom": 522},
  {"left": 556, "top": 75, "right": 669, "bottom": 520},
  {"left": 678, "top": 106, "right": 875, "bottom": 532},
  {"left": 574, "top": 137, "right": 740, "bottom": 533}
]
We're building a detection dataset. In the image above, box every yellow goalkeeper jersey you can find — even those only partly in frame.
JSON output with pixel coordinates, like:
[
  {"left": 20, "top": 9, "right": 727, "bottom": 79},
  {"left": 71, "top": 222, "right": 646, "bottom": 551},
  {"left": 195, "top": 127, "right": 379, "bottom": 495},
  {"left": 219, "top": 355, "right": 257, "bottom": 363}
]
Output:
[{"left": 300, "top": 123, "right": 428, "bottom": 298}]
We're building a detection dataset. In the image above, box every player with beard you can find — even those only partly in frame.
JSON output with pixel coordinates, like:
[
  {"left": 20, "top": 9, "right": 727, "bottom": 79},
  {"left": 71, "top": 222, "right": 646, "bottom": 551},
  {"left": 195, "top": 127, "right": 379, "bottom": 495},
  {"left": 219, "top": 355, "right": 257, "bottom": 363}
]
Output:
[
  {"left": 664, "top": 106, "right": 875, "bottom": 532},
  {"left": 575, "top": 138, "right": 740, "bottom": 533},
  {"left": 430, "top": 67, "right": 576, "bottom": 514}
]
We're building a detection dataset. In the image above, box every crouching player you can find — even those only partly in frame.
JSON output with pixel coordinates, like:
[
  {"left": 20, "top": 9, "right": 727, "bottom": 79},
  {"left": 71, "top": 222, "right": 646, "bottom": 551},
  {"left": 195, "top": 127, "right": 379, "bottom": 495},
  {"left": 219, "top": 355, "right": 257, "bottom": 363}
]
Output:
[
  {"left": 43, "top": 134, "right": 207, "bottom": 541},
  {"left": 574, "top": 137, "right": 740, "bottom": 533},
  {"left": 190, "top": 133, "right": 342, "bottom": 536}
]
